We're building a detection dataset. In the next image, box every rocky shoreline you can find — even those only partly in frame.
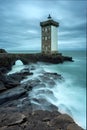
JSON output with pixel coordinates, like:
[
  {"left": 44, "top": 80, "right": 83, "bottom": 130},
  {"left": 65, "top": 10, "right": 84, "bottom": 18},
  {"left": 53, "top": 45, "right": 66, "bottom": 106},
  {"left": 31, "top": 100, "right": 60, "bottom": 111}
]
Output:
[
  {"left": 0, "top": 49, "right": 83, "bottom": 130},
  {"left": 0, "top": 66, "right": 83, "bottom": 130},
  {"left": 0, "top": 48, "right": 73, "bottom": 73}
]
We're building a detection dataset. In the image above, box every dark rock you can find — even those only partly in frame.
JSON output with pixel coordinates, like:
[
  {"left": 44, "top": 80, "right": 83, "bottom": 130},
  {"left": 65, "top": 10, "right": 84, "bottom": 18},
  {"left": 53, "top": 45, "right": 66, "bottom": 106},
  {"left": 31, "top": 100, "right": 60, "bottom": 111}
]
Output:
[
  {"left": 0, "top": 87, "right": 27, "bottom": 105},
  {"left": 5, "top": 80, "right": 20, "bottom": 89},
  {"left": 39, "top": 72, "right": 63, "bottom": 85},
  {"left": 0, "top": 67, "right": 8, "bottom": 73},
  {"left": 63, "top": 56, "right": 74, "bottom": 62},
  {"left": 31, "top": 97, "right": 58, "bottom": 112},
  {"left": 0, "top": 81, "right": 7, "bottom": 92},
  {"left": 8, "top": 73, "right": 25, "bottom": 82},
  {"left": 51, "top": 114, "right": 74, "bottom": 124},
  {"left": 8, "top": 68, "right": 33, "bottom": 82},
  {"left": 24, "top": 79, "right": 41, "bottom": 91},
  {"left": 0, "top": 111, "right": 26, "bottom": 127},
  {"left": 49, "top": 114, "right": 79, "bottom": 130},
  {"left": 0, "top": 72, "right": 6, "bottom": 82},
  {"left": 0, "top": 53, "right": 73, "bottom": 71},
  {"left": 0, "top": 126, "right": 22, "bottom": 130},
  {"left": 0, "top": 49, "right": 7, "bottom": 53},
  {"left": 2, "top": 68, "right": 33, "bottom": 89},
  {"left": 44, "top": 72, "right": 62, "bottom": 80},
  {"left": 0, "top": 107, "right": 83, "bottom": 130},
  {"left": 39, "top": 75, "right": 50, "bottom": 82},
  {"left": 67, "top": 123, "right": 83, "bottom": 130},
  {"left": 20, "top": 67, "right": 33, "bottom": 76}
]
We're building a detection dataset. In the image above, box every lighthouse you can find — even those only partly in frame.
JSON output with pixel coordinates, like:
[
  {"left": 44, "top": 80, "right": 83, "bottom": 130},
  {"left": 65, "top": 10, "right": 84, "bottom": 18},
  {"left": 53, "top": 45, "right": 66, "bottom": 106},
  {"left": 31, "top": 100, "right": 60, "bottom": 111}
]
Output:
[{"left": 40, "top": 15, "right": 59, "bottom": 54}]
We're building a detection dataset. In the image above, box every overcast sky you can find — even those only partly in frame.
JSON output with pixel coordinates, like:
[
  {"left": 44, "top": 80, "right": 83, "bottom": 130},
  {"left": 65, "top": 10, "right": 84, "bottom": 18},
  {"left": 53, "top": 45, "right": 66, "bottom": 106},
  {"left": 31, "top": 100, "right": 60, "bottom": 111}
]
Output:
[{"left": 0, "top": 0, "right": 86, "bottom": 51}]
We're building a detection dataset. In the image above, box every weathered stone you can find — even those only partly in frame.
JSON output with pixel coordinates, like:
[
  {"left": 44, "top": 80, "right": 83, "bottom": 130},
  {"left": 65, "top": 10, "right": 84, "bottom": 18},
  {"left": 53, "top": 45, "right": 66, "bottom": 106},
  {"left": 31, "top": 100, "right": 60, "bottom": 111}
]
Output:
[
  {"left": 24, "top": 79, "right": 41, "bottom": 90},
  {"left": 0, "top": 87, "right": 27, "bottom": 105},
  {"left": 50, "top": 114, "right": 74, "bottom": 129},
  {"left": 0, "top": 107, "right": 83, "bottom": 130},
  {"left": 0, "top": 53, "right": 73, "bottom": 70},
  {"left": 31, "top": 98, "right": 58, "bottom": 111},
  {"left": 67, "top": 123, "right": 83, "bottom": 130},
  {"left": 8, "top": 70, "right": 33, "bottom": 82},
  {"left": 0, "top": 73, "right": 6, "bottom": 82},
  {"left": 0, "top": 112, "right": 26, "bottom": 126},
  {"left": 0, "top": 126, "right": 21, "bottom": 130},
  {"left": 5, "top": 80, "right": 20, "bottom": 89},
  {"left": 0, "top": 81, "right": 7, "bottom": 92},
  {"left": 56, "top": 114, "right": 74, "bottom": 123},
  {"left": 39, "top": 72, "right": 62, "bottom": 82}
]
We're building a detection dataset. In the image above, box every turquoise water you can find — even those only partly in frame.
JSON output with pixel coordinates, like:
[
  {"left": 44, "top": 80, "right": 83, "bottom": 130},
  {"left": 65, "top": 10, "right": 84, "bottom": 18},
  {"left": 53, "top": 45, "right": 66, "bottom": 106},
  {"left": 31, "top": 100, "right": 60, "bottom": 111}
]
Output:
[
  {"left": 44, "top": 50, "right": 86, "bottom": 129},
  {"left": 8, "top": 50, "right": 86, "bottom": 129}
]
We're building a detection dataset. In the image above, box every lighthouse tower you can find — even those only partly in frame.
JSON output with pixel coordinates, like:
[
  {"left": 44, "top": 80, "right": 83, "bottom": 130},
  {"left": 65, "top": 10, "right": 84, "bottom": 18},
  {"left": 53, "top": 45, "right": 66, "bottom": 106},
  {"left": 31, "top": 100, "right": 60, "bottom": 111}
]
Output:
[{"left": 40, "top": 15, "right": 59, "bottom": 54}]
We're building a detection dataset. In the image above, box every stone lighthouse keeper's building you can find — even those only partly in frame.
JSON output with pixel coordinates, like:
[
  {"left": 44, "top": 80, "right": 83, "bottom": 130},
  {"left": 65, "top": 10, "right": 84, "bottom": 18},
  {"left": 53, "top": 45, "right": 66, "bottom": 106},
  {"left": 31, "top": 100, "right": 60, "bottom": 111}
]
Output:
[{"left": 40, "top": 15, "right": 59, "bottom": 54}]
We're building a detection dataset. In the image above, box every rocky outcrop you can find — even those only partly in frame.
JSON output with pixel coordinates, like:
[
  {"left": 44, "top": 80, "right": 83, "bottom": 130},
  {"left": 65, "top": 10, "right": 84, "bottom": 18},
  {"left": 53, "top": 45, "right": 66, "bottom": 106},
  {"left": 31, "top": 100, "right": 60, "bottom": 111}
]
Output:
[
  {"left": 0, "top": 87, "right": 27, "bottom": 105},
  {"left": 0, "top": 69, "right": 62, "bottom": 107},
  {"left": 0, "top": 49, "right": 7, "bottom": 53},
  {"left": 0, "top": 107, "right": 83, "bottom": 130},
  {"left": 0, "top": 68, "right": 33, "bottom": 93},
  {"left": 0, "top": 81, "right": 7, "bottom": 92},
  {"left": 0, "top": 52, "right": 83, "bottom": 130},
  {"left": 0, "top": 52, "right": 73, "bottom": 73}
]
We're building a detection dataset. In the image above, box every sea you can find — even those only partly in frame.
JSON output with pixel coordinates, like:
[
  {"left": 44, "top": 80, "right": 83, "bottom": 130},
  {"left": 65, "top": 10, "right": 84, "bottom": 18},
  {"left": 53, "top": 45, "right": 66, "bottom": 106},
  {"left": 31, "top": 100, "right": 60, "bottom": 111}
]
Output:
[{"left": 7, "top": 50, "right": 86, "bottom": 129}]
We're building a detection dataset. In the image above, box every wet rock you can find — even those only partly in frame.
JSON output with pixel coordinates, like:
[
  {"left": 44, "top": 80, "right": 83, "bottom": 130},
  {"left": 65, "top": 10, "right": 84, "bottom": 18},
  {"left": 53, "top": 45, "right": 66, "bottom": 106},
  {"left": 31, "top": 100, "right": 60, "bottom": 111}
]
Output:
[
  {"left": 44, "top": 72, "right": 62, "bottom": 80},
  {"left": 0, "top": 81, "right": 7, "bottom": 92},
  {"left": 39, "top": 75, "right": 51, "bottom": 82},
  {"left": 20, "top": 68, "right": 33, "bottom": 76},
  {"left": 47, "top": 79, "right": 56, "bottom": 86},
  {"left": 29, "top": 65, "right": 36, "bottom": 70},
  {"left": 8, "top": 73, "right": 25, "bottom": 82},
  {"left": 0, "top": 72, "right": 20, "bottom": 89},
  {"left": 0, "top": 67, "right": 8, "bottom": 73},
  {"left": 0, "top": 68, "right": 33, "bottom": 90},
  {"left": 30, "top": 87, "right": 58, "bottom": 112},
  {"left": 8, "top": 70, "right": 33, "bottom": 82},
  {"left": 0, "top": 87, "right": 27, "bottom": 105},
  {"left": 0, "top": 72, "right": 6, "bottom": 82},
  {"left": 63, "top": 56, "right": 74, "bottom": 62},
  {"left": 24, "top": 79, "right": 41, "bottom": 91},
  {"left": 39, "top": 72, "right": 62, "bottom": 82},
  {"left": 5, "top": 80, "right": 20, "bottom": 89}
]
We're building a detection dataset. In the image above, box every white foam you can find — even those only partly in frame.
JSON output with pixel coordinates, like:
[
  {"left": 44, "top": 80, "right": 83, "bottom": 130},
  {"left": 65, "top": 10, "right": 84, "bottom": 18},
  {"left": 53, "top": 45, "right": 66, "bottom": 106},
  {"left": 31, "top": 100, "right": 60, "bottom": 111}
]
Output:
[
  {"left": 27, "top": 63, "right": 86, "bottom": 129},
  {"left": 52, "top": 80, "right": 86, "bottom": 128},
  {"left": 6, "top": 61, "right": 86, "bottom": 129},
  {"left": 7, "top": 60, "right": 25, "bottom": 75}
]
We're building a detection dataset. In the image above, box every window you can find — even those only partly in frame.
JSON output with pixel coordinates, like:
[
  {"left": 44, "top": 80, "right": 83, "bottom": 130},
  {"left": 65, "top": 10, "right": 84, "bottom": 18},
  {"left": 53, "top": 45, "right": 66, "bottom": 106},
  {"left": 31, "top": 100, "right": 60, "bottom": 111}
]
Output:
[
  {"left": 45, "top": 36, "right": 47, "bottom": 40},
  {"left": 45, "top": 28, "right": 47, "bottom": 32},
  {"left": 48, "top": 26, "right": 50, "bottom": 31}
]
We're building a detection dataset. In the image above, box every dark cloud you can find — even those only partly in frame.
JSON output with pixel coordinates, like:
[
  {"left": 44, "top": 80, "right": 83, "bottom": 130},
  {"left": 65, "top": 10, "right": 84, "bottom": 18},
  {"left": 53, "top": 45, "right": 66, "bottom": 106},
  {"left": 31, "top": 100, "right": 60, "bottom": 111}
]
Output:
[{"left": 0, "top": 0, "right": 86, "bottom": 50}]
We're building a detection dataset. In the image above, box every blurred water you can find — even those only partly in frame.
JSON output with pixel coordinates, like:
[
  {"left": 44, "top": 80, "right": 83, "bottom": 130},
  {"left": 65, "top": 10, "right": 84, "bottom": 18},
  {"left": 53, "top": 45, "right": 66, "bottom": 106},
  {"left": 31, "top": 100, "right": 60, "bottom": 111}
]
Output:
[{"left": 7, "top": 50, "right": 86, "bottom": 129}]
